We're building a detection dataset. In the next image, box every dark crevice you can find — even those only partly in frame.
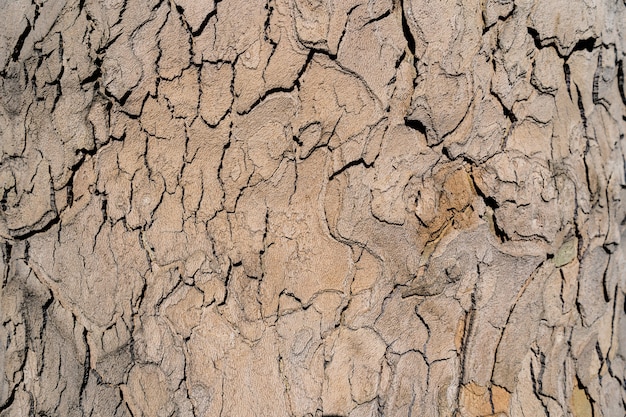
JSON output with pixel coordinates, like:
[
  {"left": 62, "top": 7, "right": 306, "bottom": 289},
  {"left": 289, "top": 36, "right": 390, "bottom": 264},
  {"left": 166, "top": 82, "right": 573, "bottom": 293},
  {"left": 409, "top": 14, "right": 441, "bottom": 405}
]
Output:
[
  {"left": 362, "top": 9, "right": 391, "bottom": 28},
  {"left": 215, "top": 135, "right": 231, "bottom": 200},
  {"left": 457, "top": 290, "right": 477, "bottom": 393},
  {"left": 50, "top": 82, "right": 63, "bottom": 113},
  {"left": 601, "top": 255, "right": 611, "bottom": 303},
  {"left": 263, "top": 0, "right": 274, "bottom": 44},
  {"left": 399, "top": 0, "right": 416, "bottom": 60},
  {"left": 575, "top": 83, "right": 588, "bottom": 131},
  {"left": 404, "top": 117, "right": 426, "bottom": 135},
  {"left": 103, "top": 86, "right": 132, "bottom": 107},
  {"left": 470, "top": 173, "right": 509, "bottom": 242},
  {"left": 592, "top": 52, "right": 601, "bottom": 105},
  {"left": 119, "top": 385, "right": 135, "bottom": 417},
  {"left": 237, "top": 49, "right": 313, "bottom": 115},
  {"left": 309, "top": 45, "right": 337, "bottom": 60},
  {"left": 2, "top": 242, "right": 12, "bottom": 284},
  {"left": 151, "top": 0, "right": 164, "bottom": 13},
  {"left": 80, "top": 67, "right": 102, "bottom": 86},
  {"left": 472, "top": 180, "right": 499, "bottom": 212},
  {"left": 78, "top": 326, "right": 91, "bottom": 409},
  {"left": 528, "top": 26, "right": 596, "bottom": 59},
  {"left": 11, "top": 19, "right": 32, "bottom": 61},
  {"left": 502, "top": 103, "right": 517, "bottom": 124},
  {"left": 328, "top": 158, "right": 371, "bottom": 181},
  {"left": 11, "top": 213, "right": 60, "bottom": 240},
  {"left": 23, "top": 241, "right": 30, "bottom": 266},
  {"left": 278, "top": 289, "right": 304, "bottom": 308},
  {"left": 217, "top": 260, "right": 236, "bottom": 307},
  {"left": 571, "top": 37, "right": 596, "bottom": 54},
  {"left": 534, "top": 347, "right": 555, "bottom": 402},
  {"left": 39, "top": 296, "right": 53, "bottom": 346},
  {"left": 191, "top": 9, "right": 217, "bottom": 37},
  {"left": 395, "top": 50, "right": 406, "bottom": 69},
  {"left": 0, "top": 186, "right": 9, "bottom": 212},
  {"left": 237, "top": 86, "right": 296, "bottom": 114},
  {"left": 482, "top": 7, "right": 515, "bottom": 35},
  {"left": 576, "top": 376, "right": 597, "bottom": 417},
  {"left": 529, "top": 352, "right": 551, "bottom": 416},
  {"left": 97, "top": 32, "right": 123, "bottom": 55},
  {"left": 491, "top": 90, "right": 517, "bottom": 124},
  {"left": 527, "top": 27, "right": 543, "bottom": 51},
  {"left": 617, "top": 60, "right": 626, "bottom": 106},
  {"left": 0, "top": 386, "right": 17, "bottom": 413},
  {"left": 595, "top": 342, "right": 605, "bottom": 370},
  {"left": 564, "top": 62, "right": 572, "bottom": 98},
  {"left": 333, "top": 4, "right": 359, "bottom": 55},
  {"left": 291, "top": 135, "right": 303, "bottom": 146}
]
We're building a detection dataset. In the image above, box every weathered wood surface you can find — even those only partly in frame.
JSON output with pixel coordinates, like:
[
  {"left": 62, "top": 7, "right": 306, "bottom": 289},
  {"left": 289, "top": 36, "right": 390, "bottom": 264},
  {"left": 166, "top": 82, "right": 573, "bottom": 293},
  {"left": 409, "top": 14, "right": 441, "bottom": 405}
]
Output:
[{"left": 1, "top": 0, "right": 625, "bottom": 415}]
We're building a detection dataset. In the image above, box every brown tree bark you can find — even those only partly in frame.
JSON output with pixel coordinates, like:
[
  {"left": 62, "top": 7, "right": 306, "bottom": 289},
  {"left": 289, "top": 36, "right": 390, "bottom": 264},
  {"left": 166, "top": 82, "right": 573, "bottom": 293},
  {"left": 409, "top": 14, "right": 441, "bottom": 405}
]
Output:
[{"left": 1, "top": 0, "right": 625, "bottom": 416}]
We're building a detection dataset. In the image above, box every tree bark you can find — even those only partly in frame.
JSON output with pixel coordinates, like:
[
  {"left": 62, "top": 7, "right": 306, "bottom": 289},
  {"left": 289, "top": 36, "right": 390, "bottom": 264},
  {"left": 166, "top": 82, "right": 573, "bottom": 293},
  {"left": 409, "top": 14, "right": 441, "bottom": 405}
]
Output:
[{"left": 1, "top": 0, "right": 625, "bottom": 416}]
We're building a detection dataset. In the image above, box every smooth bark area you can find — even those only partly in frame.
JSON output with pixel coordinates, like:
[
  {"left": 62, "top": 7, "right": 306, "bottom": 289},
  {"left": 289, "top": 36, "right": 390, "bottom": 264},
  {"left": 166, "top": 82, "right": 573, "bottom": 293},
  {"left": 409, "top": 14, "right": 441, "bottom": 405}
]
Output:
[{"left": 1, "top": 0, "right": 626, "bottom": 416}]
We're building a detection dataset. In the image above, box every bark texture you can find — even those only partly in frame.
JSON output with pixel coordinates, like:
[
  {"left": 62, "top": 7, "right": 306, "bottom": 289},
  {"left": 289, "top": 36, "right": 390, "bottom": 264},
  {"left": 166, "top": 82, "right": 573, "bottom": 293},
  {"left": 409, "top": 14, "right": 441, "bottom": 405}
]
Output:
[{"left": 1, "top": 0, "right": 626, "bottom": 416}]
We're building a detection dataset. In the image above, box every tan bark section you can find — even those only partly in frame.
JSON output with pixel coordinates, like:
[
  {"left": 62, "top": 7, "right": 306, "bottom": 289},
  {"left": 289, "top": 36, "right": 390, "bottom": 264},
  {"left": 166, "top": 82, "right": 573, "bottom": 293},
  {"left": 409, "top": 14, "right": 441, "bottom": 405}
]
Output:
[{"left": 1, "top": 0, "right": 625, "bottom": 416}]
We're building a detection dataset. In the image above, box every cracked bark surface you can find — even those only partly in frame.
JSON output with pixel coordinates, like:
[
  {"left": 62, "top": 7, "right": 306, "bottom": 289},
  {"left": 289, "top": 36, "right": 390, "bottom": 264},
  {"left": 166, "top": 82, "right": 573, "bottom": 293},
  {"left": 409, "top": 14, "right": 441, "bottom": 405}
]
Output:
[{"left": 1, "top": 0, "right": 626, "bottom": 415}]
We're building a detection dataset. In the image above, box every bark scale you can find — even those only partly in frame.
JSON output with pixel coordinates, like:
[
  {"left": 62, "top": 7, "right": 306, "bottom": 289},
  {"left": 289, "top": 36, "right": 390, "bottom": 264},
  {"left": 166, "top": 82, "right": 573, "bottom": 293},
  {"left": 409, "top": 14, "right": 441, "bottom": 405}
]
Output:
[{"left": 1, "top": 0, "right": 625, "bottom": 416}]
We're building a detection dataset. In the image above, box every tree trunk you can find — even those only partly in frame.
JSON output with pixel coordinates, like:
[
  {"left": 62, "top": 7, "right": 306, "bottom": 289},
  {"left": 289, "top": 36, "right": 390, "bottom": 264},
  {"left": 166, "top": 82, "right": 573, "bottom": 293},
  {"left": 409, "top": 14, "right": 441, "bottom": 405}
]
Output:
[{"left": 1, "top": 0, "right": 625, "bottom": 416}]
